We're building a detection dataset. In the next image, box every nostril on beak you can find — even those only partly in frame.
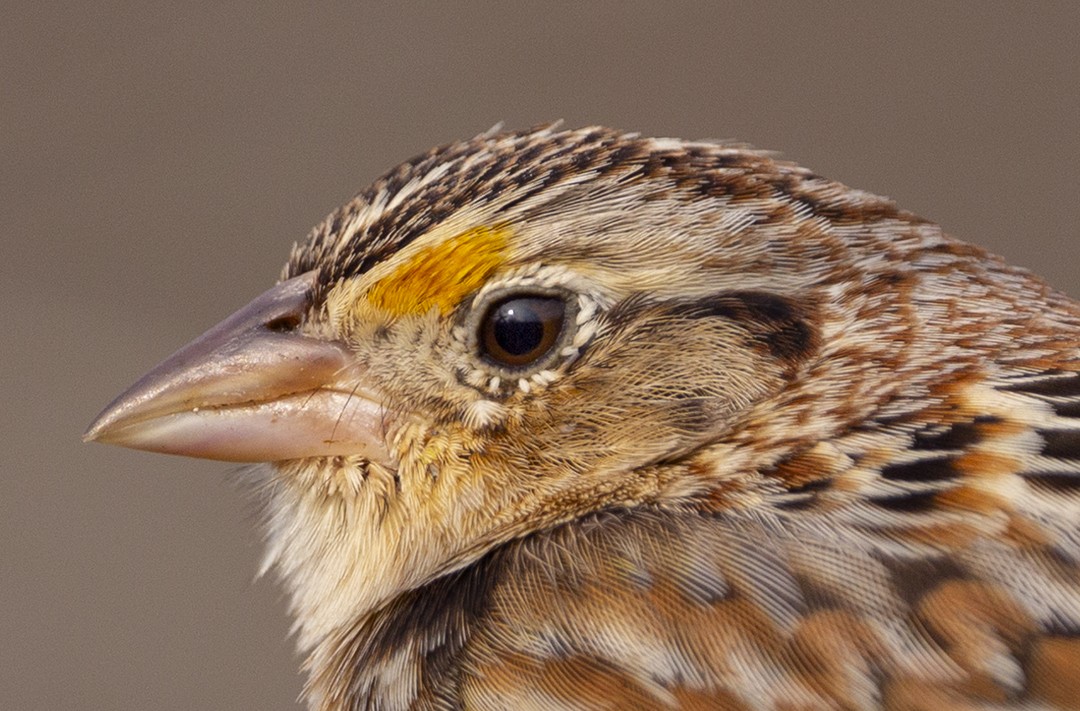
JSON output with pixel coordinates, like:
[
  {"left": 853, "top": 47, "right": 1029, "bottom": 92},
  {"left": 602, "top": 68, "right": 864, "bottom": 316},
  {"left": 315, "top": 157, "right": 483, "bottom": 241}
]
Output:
[{"left": 265, "top": 314, "right": 303, "bottom": 332}]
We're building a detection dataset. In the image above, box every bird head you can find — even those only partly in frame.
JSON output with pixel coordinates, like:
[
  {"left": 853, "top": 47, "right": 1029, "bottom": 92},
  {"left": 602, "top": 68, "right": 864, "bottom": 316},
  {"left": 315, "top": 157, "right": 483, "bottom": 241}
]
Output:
[{"left": 86, "top": 125, "right": 973, "bottom": 652}]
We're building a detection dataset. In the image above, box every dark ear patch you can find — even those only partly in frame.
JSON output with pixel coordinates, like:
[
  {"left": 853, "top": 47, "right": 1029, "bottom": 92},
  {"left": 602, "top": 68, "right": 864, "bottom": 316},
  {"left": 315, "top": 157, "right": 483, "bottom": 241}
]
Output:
[{"left": 686, "top": 292, "right": 819, "bottom": 372}]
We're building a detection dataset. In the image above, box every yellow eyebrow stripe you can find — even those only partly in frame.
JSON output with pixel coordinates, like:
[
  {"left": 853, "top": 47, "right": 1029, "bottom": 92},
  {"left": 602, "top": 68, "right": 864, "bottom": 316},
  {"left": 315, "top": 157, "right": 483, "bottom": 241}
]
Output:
[{"left": 367, "top": 225, "right": 511, "bottom": 317}]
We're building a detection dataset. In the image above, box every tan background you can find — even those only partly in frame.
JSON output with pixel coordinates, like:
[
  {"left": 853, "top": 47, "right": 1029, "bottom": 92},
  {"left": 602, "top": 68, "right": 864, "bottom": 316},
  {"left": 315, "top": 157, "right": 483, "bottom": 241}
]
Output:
[{"left": 3, "top": 3, "right": 1078, "bottom": 709}]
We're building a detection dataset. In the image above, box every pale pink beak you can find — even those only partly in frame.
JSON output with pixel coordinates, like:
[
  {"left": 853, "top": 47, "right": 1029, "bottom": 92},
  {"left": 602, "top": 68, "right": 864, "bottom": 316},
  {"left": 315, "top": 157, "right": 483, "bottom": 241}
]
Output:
[{"left": 84, "top": 272, "right": 391, "bottom": 464}]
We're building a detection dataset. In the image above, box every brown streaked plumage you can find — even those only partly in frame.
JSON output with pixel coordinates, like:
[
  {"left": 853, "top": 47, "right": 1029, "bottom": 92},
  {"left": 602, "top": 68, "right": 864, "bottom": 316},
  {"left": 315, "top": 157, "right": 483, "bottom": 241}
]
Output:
[{"left": 87, "top": 125, "right": 1080, "bottom": 710}]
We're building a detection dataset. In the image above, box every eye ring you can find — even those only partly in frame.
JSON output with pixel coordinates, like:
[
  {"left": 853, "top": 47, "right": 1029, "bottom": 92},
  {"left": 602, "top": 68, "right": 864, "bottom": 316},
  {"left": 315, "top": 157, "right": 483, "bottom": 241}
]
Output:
[{"left": 471, "top": 288, "right": 577, "bottom": 373}]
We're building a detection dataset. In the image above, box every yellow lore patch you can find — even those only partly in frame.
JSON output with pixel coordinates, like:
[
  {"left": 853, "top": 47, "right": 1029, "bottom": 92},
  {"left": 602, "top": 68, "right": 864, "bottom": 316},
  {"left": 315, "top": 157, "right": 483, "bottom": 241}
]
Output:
[{"left": 367, "top": 225, "right": 510, "bottom": 317}]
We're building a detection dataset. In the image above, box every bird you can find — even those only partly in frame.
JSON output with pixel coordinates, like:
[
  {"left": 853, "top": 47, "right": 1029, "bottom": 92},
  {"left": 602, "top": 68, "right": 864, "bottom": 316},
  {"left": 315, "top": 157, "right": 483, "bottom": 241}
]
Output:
[{"left": 86, "top": 125, "right": 1080, "bottom": 710}]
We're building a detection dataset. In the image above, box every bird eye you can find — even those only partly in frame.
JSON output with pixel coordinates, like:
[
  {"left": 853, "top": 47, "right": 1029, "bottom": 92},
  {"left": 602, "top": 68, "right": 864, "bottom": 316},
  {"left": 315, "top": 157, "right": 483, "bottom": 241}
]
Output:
[{"left": 480, "top": 295, "right": 567, "bottom": 368}]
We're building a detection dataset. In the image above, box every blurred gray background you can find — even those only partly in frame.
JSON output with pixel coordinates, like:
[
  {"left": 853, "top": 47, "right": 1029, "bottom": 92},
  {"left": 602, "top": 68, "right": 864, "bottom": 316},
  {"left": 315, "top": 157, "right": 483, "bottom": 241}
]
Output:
[{"left": 3, "top": 3, "right": 1078, "bottom": 709}]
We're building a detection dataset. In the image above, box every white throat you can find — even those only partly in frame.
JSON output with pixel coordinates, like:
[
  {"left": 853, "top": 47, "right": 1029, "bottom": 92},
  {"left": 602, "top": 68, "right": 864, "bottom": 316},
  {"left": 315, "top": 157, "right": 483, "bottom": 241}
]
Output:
[{"left": 257, "top": 459, "right": 452, "bottom": 652}]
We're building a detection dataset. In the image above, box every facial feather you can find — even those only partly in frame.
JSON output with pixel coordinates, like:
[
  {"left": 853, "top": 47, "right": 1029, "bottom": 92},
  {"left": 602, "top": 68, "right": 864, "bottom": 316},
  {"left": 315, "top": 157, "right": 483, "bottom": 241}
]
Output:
[{"left": 240, "top": 126, "right": 1080, "bottom": 708}]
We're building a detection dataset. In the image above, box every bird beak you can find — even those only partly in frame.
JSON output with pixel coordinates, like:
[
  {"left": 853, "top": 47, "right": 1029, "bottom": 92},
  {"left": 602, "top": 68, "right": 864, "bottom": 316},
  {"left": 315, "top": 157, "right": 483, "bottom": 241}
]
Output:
[{"left": 84, "top": 272, "right": 392, "bottom": 465}]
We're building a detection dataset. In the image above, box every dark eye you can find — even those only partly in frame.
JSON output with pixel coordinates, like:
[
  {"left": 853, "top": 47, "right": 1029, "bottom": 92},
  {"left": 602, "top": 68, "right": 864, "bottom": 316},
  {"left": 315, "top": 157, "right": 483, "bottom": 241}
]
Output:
[{"left": 480, "top": 295, "right": 567, "bottom": 368}]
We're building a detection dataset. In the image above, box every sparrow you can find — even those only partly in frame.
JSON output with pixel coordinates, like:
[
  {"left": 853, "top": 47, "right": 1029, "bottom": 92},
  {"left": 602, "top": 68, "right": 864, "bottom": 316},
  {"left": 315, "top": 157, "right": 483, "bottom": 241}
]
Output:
[{"left": 86, "top": 126, "right": 1080, "bottom": 710}]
